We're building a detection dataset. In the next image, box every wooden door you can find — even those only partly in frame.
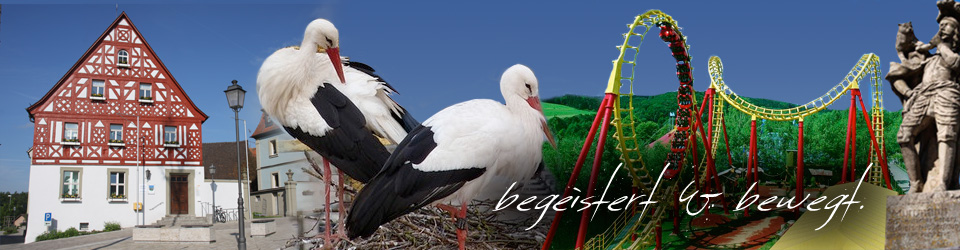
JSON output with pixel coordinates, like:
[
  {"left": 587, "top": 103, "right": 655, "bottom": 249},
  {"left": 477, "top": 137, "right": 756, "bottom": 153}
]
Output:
[{"left": 170, "top": 174, "right": 189, "bottom": 214}]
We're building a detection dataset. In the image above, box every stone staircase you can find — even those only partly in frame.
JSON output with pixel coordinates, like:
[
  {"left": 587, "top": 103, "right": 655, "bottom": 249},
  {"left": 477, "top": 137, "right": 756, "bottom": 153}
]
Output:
[
  {"left": 153, "top": 215, "right": 209, "bottom": 227},
  {"left": 135, "top": 215, "right": 215, "bottom": 243}
]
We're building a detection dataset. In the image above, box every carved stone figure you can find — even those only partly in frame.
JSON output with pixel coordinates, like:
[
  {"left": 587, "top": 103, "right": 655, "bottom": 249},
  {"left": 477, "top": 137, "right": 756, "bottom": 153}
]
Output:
[{"left": 889, "top": 0, "right": 960, "bottom": 193}]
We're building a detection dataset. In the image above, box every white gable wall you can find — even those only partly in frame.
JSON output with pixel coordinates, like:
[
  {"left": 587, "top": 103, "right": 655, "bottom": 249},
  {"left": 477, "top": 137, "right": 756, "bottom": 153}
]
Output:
[{"left": 24, "top": 164, "right": 205, "bottom": 243}]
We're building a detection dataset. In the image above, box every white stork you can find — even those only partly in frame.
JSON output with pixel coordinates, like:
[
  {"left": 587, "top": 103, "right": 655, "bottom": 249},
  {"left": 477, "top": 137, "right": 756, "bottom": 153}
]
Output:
[
  {"left": 256, "top": 19, "right": 418, "bottom": 245},
  {"left": 257, "top": 18, "right": 417, "bottom": 183},
  {"left": 346, "top": 64, "right": 556, "bottom": 249}
]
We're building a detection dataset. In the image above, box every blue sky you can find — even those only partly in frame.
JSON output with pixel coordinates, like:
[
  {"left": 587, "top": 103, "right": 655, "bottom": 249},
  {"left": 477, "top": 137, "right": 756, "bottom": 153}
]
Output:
[{"left": 0, "top": 1, "right": 938, "bottom": 192}]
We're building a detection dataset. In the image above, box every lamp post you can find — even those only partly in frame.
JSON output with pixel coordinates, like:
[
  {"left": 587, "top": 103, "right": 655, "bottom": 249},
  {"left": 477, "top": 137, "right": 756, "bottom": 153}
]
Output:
[
  {"left": 209, "top": 164, "right": 217, "bottom": 223},
  {"left": 7, "top": 195, "right": 11, "bottom": 221},
  {"left": 224, "top": 79, "right": 247, "bottom": 250}
]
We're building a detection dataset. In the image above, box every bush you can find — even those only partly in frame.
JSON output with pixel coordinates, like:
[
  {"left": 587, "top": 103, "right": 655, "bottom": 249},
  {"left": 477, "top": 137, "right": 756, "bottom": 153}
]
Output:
[
  {"left": 35, "top": 224, "right": 119, "bottom": 241},
  {"left": 35, "top": 230, "right": 58, "bottom": 242},
  {"left": 63, "top": 227, "right": 79, "bottom": 237},
  {"left": 2, "top": 226, "right": 16, "bottom": 234},
  {"left": 103, "top": 222, "right": 121, "bottom": 232}
]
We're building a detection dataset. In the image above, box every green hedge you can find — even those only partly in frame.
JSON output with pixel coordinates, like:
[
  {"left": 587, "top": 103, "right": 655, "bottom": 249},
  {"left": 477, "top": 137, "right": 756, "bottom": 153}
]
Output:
[
  {"left": 35, "top": 225, "right": 118, "bottom": 242},
  {"left": 103, "top": 222, "right": 121, "bottom": 232}
]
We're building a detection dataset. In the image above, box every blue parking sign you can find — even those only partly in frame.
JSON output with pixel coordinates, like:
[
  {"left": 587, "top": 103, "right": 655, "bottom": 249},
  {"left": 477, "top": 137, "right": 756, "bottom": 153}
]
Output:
[{"left": 44, "top": 213, "right": 51, "bottom": 222}]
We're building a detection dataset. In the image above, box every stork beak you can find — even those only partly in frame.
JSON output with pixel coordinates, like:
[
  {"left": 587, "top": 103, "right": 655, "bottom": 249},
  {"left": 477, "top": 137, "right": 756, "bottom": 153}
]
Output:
[
  {"left": 526, "top": 96, "right": 557, "bottom": 148},
  {"left": 325, "top": 47, "right": 346, "bottom": 84}
]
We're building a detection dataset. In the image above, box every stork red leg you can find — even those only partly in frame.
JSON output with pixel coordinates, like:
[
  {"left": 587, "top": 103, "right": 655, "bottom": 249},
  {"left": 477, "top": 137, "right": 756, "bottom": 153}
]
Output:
[
  {"left": 323, "top": 158, "right": 333, "bottom": 246},
  {"left": 436, "top": 203, "right": 468, "bottom": 250},
  {"left": 337, "top": 170, "right": 346, "bottom": 240},
  {"left": 458, "top": 203, "right": 468, "bottom": 250},
  {"left": 435, "top": 204, "right": 458, "bottom": 217}
]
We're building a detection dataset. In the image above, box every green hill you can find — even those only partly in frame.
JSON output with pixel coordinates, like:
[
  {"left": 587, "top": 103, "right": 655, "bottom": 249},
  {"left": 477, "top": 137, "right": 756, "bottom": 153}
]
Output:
[{"left": 543, "top": 102, "right": 595, "bottom": 119}]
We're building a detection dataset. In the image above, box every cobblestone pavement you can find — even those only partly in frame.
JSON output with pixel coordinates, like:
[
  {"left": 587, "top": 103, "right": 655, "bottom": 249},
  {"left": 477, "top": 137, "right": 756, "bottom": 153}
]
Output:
[{"left": 0, "top": 217, "right": 303, "bottom": 250}]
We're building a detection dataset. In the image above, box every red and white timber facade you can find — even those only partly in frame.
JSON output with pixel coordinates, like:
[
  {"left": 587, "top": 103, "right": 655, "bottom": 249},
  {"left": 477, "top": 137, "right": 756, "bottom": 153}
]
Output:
[{"left": 24, "top": 12, "right": 208, "bottom": 243}]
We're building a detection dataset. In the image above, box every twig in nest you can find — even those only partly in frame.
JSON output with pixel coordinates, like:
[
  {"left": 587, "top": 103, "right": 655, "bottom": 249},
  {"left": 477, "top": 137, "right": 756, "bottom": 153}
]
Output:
[{"left": 327, "top": 202, "right": 548, "bottom": 249}]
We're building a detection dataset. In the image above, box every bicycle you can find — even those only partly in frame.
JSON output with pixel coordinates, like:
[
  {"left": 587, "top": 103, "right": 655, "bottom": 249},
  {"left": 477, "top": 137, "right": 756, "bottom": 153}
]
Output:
[{"left": 214, "top": 205, "right": 227, "bottom": 223}]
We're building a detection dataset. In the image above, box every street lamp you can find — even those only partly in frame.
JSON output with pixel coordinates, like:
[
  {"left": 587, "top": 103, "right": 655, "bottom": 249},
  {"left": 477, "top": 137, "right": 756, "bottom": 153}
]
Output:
[
  {"left": 209, "top": 164, "right": 217, "bottom": 223},
  {"left": 224, "top": 79, "right": 247, "bottom": 250},
  {"left": 5, "top": 195, "right": 10, "bottom": 228}
]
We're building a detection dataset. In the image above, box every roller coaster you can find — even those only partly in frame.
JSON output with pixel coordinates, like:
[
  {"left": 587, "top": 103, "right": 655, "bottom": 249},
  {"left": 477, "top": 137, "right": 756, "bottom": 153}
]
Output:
[{"left": 541, "top": 10, "right": 894, "bottom": 250}]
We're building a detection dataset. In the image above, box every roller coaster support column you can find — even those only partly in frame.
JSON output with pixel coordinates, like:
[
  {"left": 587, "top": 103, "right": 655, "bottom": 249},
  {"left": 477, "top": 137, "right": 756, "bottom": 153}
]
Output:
[
  {"left": 690, "top": 92, "right": 723, "bottom": 214},
  {"left": 656, "top": 225, "right": 662, "bottom": 249},
  {"left": 841, "top": 93, "right": 857, "bottom": 184},
  {"left": 576, "top": 96, "right": 615, "bottom": 247},
  {"left": 853, "top": 89, "right": 893, "bottom": 189},
  {"left": 673, "top": 188, "right": 680, "bottom": 235},
  {"left": 707, "top": 88, "right": 715, "bottom": 149},
  {"left": 692, "top": 91, "right": 709, "bottom": 209},
  {"left": 702, "top": 88, "right": 728, "bottom": 214},
  {"left": 744, "top": 117, "right": 757, "bottom": 217},
  {"left": 703, "top": 89, "right": 715, "bottom": 197},
  {"left": 753, "top": 125, "right": 760, "bottom": 196},
  {"left": 542, "top": 94, "right": 615, "bottom": 250},
  {"left": 749, "top": 117, "right": 758, "bottom": 194},
  {"left": 796, "top": 118, "right": 805, "bottom": 213},
  {"left": 852, "top": 109, "right": 857, "bottom": 183}
]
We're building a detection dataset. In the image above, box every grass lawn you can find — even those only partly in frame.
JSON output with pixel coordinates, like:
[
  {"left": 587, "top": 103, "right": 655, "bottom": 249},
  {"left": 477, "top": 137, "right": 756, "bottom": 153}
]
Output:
[{"left": 543, "top": 102, "right": 594, "bottom": 119}]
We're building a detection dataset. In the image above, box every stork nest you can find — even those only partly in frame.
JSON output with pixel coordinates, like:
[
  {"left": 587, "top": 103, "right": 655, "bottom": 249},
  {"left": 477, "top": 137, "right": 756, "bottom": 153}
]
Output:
[
  {"left": 284, "top": 152, "right": 549, "bottom": 249},
  {"left": 283, "top": 200, "right": 548, "bottom": 250}
]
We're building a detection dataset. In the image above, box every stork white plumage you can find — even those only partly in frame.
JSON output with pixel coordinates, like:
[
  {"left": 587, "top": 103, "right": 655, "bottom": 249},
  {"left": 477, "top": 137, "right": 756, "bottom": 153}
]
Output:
[
  {"left": 258, "top": 19, "right": 417, "bottom": 182},
  {"left": 256, "top": 18, "right": 417, "bottom": 245},
  {"left": 346, "top": 64, "right": 556, "bottom": 250}
]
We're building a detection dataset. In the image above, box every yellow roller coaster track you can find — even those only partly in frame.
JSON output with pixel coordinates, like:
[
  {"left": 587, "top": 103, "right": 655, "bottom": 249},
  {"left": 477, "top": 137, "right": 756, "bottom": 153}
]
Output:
[
  {"left": 606, "top": 9, "right": 697, "bottom": 197},
  {"left": 707, "top": 54, "right": 881, "bottom": 121},
  {"left": 707, "top": 54, "right": 886, "bottom": 185},
  {"left": 583, "top": 9, "right": 888, "bottom": 249}
]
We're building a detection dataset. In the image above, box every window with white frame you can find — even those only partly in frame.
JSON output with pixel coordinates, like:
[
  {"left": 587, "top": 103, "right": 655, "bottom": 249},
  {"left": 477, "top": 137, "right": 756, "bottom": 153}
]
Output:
[
  {"left": 139, "top": 83, "right": 152, "bottom": 100},
  {"left": 109, "top": 172, "right": 125, "bottom": 199},
  {"left": 164, "top": 126, "right": 177, "bottom": 145},
  {"left": 117, "top": 50, "right": 129, "bottom": 66},
  {"left": 91, "top": 80, "right": 105, "bottom": 98},
  {"left": 62, "top": 170, "right": 80, "bottom": 199},
  {"left": 64, "top": 123, "right": 79, "bottom": 142},
  {"left": 109, "top": 124, "right": 123, "bottom": 143},
  {"left": 269, "top": 139, "right": 278, "bottom": 157}
]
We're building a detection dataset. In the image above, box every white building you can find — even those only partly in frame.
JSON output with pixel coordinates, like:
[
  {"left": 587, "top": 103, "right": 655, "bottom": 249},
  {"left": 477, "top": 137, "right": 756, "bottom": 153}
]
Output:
[
  {"left": 197, "top": 141, "right": 257, "bottom": 219},
  {"left": 249, "top": 112, "right": 325, "bottom": 217}
]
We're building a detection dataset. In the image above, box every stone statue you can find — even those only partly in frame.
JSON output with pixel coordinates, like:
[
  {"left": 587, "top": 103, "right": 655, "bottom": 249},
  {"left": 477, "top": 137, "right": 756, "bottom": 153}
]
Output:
[{"left": 888, "top": 0, "right": 960, "bottom": 193}]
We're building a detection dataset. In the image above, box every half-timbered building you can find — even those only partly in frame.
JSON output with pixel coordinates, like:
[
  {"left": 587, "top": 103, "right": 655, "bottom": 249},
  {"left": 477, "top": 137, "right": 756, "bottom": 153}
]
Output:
[{"left": 24, "top": 12, "right": 207, "bottom": 243}]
